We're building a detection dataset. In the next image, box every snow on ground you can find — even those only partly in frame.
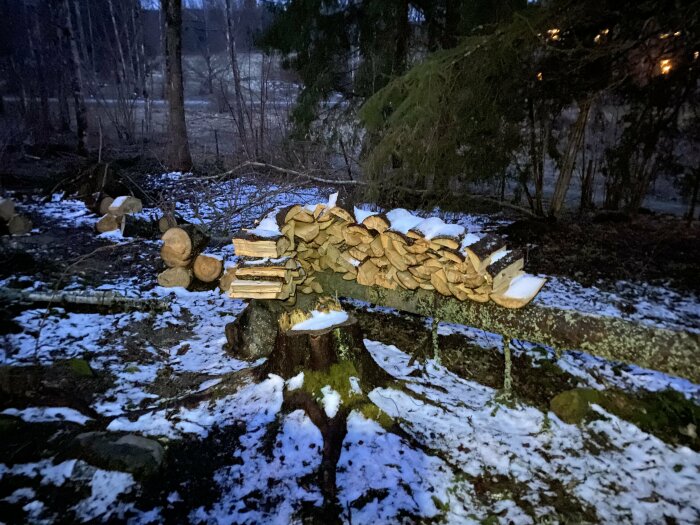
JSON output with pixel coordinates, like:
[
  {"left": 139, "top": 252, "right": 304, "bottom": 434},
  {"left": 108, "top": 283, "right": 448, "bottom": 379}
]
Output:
[
  {"left": 2, "top": 176, "right": 700, "bottom": 523},
  {"left": 537, "top": 275, "right": 700, "bottom": 334},
  {"left": 364, "top": 340, "right": 700, "bottom": 524},
  {"left": 337, "top": 411, "right": 461, "bottom": 524},
  {"left": 0, "top": 407, "right": 92, "bottom": 425}
]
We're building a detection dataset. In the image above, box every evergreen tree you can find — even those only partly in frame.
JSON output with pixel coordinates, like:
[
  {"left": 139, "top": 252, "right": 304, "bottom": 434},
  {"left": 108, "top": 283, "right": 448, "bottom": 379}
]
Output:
[{"left": 360, "top": 0, "right": 700, "bottom": 215}]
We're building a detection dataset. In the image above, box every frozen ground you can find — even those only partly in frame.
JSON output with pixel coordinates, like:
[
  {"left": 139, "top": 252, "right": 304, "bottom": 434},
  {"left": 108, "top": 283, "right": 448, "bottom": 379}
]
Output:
[{"left": 0, "top": 174, "right": 699, "bottom": 523}]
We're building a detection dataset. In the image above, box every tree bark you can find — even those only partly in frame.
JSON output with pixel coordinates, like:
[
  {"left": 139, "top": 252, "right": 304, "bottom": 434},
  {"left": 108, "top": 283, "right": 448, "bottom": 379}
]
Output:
[{"left": 162, "top": 0, "right": 192, "bottom": 171}]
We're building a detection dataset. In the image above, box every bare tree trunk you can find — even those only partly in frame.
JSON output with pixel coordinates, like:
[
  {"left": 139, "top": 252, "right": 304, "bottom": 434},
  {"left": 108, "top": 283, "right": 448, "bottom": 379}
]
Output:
[
  {"left": 107, "top": 0, "right": 129, "bottom": 88},
  {"left": 85, "top": 0, "right": 97, "bottom": 78},
  {"left": 394, "top": 0, "right": 409, "bottom": 74},
  {"left": 687, "top": 168, "right": 699, "bottom": 224},
  {"left": 549, "top": 100, "right": 591, "bottom": 218},
  {"left": 132, "top": 0, "right": 150, "bottom": 134},
  {"left": 71, "top": 0, "right": 89, "bottom": 68},
  {"left": 224, "top": 0, "right": 251, "bottom": 157},
  {"left": 8, "top": 57, "right": 28, "bottom": 117},
  {"left": 527, "top": 99, "right": 545, "bottom": 216},
  {"left": 579, "top": 159, "right": 595, "bottom": 211},
  {"left": 162, "top": 0, "right": 192, "bottom": 171},
  {"left": 63, "top": 0, "right": 88, "bottom": 153},
  {"left": 27, "top": 5, "right": 52, "bottom": 136}
]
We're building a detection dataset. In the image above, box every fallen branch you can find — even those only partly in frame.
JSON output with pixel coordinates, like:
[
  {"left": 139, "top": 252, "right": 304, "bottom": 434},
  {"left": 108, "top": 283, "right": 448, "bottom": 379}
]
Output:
[
  {"left": 0, "top": 288, "right": 170, "bottom": 312},
  {"left": 311, "top": 271, "right": 700, "bottom": 383}
]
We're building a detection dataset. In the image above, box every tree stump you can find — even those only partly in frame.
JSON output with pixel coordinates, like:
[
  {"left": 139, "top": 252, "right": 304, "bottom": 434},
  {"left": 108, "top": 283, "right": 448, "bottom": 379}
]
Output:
[{"left": 226, "top": 296, "right": 391, "bottom": 517}]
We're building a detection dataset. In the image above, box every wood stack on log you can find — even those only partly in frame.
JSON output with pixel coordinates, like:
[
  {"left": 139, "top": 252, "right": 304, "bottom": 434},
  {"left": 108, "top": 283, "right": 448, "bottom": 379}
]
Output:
[
  {"left": 227, "top": 196, "right": 546, "bottom": 308},
  {"left": 0, "top": 197, "right": 33, "bottom": 236}
]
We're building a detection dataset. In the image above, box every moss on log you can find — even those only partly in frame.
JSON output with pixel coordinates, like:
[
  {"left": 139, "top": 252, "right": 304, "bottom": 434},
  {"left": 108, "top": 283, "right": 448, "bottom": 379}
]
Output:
[{"left": 311, "top": 271, "right": 700, "bottom": 383}]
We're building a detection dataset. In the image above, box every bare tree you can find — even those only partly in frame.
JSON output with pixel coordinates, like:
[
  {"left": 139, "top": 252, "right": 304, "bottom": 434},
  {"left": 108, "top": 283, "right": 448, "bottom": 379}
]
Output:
[{"left": 162, "top": 0, "right": 192, "bottom": 170}]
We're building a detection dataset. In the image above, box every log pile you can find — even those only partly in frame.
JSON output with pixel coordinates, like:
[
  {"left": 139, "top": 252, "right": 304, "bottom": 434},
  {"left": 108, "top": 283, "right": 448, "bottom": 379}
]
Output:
[
  {"left": 227, "top": 196, "right": 546, "bottom": 308},
  {"left": 0, "top": 197, "right": 33, "bottom": 236},
  {"left": 157, "top": 224, "right": 213, "bottom": 289},
  {"left": 95, "top": 195, "right": 144, "bottom": 234}
]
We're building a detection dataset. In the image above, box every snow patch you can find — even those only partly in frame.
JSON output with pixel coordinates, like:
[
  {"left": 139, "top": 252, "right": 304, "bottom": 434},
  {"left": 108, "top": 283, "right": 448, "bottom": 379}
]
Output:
[
  {"left": 1, "top": 407, "right": 92, "bottom": 425},
  {"left": 291, "top": 309, "right": 349, "bottom": 331},
  {"left": 320, "top": 385, "right": 341, "bottom": 418},
  {"left": 287, "top": 372, "right": 304, "bottom": 391}
]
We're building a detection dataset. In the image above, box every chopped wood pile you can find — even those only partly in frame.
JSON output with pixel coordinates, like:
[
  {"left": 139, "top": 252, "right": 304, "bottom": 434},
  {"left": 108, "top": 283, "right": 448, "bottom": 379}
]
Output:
[
  {"left": 0, "top": 197, "right": 33, "bottom": 236},
  {"left": 226, "top": 195, "right": 546, "bottom": 308},
  {"left": 157, "top": 224, "right": 218, "bottom": 289},
  {"left": 95, "top": 195, "right": 144, "bottom": 234}
]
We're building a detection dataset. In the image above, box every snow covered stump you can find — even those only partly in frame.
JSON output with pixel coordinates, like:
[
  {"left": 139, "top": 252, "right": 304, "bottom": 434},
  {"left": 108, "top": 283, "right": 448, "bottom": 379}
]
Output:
[{"left": 229, "top": 297, "right": 393, "bottom": 518}]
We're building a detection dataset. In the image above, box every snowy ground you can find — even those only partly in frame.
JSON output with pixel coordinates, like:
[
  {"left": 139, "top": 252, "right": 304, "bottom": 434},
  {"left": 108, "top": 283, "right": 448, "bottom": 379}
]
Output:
[{"left": 1, "top": 174, "right": 699, "bottom": 523}]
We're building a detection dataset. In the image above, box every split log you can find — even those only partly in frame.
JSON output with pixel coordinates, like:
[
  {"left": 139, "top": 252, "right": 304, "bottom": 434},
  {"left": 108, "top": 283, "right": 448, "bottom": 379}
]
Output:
[
  {"left": 193, "top": 254, "right": 223, "bottom": 282},
  {"left": 0, "top": 287, "right": 170, "bottom": 311},
  {"left": 157, "top": 267, "right": 193, "bottom": 288},
  {"left": 161, "top": 225, "right": 210, "bottom": 268},
  {"left": 7, "top": 214, "right": 33, "bottom": 235},
  {"left": 108, "top": 195, "right": 143, "bottom": 216},
  {"left": 311, "top": 270, "right": 700, "bottom": 384},
  {"left": 96, "top": 213, "right": 121, "bottom": 233},
  {"left": 0, "top": 198, "right": 16, "bottom": 221}
]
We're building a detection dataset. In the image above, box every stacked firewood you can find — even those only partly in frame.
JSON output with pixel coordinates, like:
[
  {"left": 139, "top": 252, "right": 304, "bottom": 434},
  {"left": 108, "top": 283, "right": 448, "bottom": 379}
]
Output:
[
  {"left": 0, "top": 197, "right": 33, "bottom": 236},
  {"left": 227, "top": 196, "right": 545, "bottom": 308}
]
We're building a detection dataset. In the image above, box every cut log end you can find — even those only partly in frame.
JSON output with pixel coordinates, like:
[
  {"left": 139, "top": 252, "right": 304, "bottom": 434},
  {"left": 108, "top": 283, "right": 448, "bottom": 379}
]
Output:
[
  {"left": 8, "top": 214, "right": 33, "bottom": 235},
  {"left": 98, "top": 196, "right": 114, "bottom": 216},
  {"left": 193, "top": 254, "right": 224, "bottom": 282},
  {"left": 157, "top": 267, "right": 193, "bottom": 289}
]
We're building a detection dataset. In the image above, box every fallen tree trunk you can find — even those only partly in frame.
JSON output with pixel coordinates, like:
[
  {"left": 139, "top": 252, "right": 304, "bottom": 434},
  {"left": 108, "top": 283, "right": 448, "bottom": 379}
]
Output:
[
  {"left": 0, "top": 288, "right": 170, "bottom": 311},
  {"left": 311, "top": 271, "right": 700, "bottom": 383}
]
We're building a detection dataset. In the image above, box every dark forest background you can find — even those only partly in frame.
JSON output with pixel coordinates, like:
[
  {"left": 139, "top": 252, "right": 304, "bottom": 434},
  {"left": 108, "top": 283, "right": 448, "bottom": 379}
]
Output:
[{"left": 0, "top": 0, "right": 698, "bottom": 220}]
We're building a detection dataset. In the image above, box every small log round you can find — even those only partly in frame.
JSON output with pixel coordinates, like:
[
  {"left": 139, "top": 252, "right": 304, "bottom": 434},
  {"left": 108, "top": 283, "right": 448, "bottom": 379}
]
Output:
[
  {"left": 98, "top": 196, "right": 114, "bottom": 216},
  {"left": 193, "top": 254, "right": 223, "bottom": 283},
  {"left": 7, "top": 214, "right": 33, "bottom": 235},
  {"left": 96, "top": 213, "right": 121, "bottom": 233},
  {"left": 161, "top": 225, "right": 209, "bottom": 267},
  {"left": 161, "top": 244, "right": 191, "bottom": 268},
  {"left": 158, "top": 214, "right": 177, "bottom": 233},
  {"left": 0, "top": 198, "right": 16, "bottom": 222},
  {"left": 157, "top": 267, "right": 192, "bottom": 288}
]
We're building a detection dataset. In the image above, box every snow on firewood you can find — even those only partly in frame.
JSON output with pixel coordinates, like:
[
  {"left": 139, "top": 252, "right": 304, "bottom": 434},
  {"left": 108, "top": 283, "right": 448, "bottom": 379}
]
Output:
[{"left": 411, "top": 216, "right": 465, "bottom": 240}]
